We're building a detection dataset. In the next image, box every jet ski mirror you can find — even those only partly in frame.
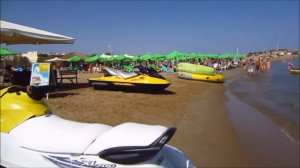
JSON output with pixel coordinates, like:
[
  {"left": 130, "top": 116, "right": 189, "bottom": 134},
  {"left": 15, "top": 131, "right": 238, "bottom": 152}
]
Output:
[
  {"left": 7, "top": 86, "right": 26, "bottom": 93},
  {"left": 0, "top": 86, "right": 47, "bottom": 100}
]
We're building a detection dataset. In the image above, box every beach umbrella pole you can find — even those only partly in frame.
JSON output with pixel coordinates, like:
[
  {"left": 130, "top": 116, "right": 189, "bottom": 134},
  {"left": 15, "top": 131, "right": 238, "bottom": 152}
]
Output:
[{"left": 3, "top": 57, "right": 5, "bottom": 68}]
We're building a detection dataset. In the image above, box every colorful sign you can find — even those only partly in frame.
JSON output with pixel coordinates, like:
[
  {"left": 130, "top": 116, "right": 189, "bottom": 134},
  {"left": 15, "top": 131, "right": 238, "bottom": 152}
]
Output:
[{"left": 30, "top": 63, "right": 51, "bottom": 86}]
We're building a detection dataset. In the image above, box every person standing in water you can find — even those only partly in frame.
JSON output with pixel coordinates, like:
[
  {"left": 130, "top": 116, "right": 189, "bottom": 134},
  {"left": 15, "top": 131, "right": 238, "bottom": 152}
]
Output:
[{"left": 266, "top": 57, "right": 272, "bottom": 70}]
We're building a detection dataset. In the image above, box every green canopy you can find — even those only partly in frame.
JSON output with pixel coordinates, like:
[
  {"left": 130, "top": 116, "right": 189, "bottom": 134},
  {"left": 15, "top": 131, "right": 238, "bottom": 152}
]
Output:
[
  {"left": 113, "top": 54, "right": 126, "bottom": 61},
  {"left": 0, "top": 48, "right": 19, "bottom": 68},
  {"left": 85, "top": 54, "right": 104, "bottom": 63},
  {"left": 130, "top": 56, "right": 141, "bottom": 62},
  {"left": 140, "top": 53, "right": 153, "bottom": 61},
  {"left": 124, "top": 65, "right": 134, "bottom": 72},
  {"left": 166, "top": 50, "right": 186, "bottom": 60},
  {"left": 219, "top": 53, "right": 232, "bottom": 59},
  {"left": 149, "top": 53, "right": 164, "bottom": 61},
  {"left": 67, "top": 55, "right": 85, "bottom": 62},
  {"left": 104, "top": 57, "right": 115, "bottom": 62},
  {"left": 0, "top": 48, "right": 18, "bottom": 56},
  {"left": 219, "top": 53, "right": 246, "bottom": 59},
  {"left": 204, "top": 53, "right": 219, "bottom": 59},
  {"left": 235, "top": 53, "right": 246, "bottom": 58}
]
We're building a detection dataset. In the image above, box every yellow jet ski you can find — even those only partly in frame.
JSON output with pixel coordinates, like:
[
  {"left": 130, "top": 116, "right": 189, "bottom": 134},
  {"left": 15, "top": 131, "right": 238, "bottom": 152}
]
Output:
[{"left": 88, "top": 66, "right": 171, "bottom": 92}]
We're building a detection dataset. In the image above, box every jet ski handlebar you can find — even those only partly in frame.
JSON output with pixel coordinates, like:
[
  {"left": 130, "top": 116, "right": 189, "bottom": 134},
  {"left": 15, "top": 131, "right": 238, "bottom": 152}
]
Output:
[
  {"left": 0, "top": 86, "right": 27, "bottom": 98},
  {"left": 1, "top": 86, "right": 46, "bottom": 100}
]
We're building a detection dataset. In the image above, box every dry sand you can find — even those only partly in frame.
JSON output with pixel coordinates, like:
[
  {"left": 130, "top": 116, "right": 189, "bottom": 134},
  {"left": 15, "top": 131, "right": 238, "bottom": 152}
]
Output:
[{"left": 46, "top": 70, "right": 245, "bottom": 167}]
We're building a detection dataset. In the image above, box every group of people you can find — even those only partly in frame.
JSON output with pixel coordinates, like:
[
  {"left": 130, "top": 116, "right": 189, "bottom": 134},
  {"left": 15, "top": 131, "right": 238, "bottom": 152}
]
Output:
[{"left": 243, "top": 56, "right": 272, "bottom": 76}]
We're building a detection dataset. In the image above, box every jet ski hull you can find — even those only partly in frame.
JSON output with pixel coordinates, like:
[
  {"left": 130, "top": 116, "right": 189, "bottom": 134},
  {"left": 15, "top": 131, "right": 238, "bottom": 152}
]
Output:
[
  {"left": 1, "top": 132, "right": 193, "bottom": 168},
  {"left": 89, "top": 80, "right": 170, "bottom": 92},
  {"left": 88, "top": 75, "right": 170, "bottom": 92}
]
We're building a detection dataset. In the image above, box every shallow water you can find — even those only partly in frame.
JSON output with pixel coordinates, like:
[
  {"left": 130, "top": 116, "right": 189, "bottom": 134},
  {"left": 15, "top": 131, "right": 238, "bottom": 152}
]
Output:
[
  {"left": 225, "top": 58, "right": 300, "bottom": 166},
  {"left": 226, "top": 90, "right": 299, "bottom": 167},
  {"left": 228, "top": 59, "right": 299, "bottom": 141}
]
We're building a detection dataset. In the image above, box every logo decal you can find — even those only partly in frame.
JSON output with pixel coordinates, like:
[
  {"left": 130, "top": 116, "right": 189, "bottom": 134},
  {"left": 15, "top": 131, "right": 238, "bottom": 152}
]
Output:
[
  {"left": 43, "top": 155, "right": 116, "bottom": 168},
  {"left": 113, "top": 82, "right": 134, "bottom": 86}
]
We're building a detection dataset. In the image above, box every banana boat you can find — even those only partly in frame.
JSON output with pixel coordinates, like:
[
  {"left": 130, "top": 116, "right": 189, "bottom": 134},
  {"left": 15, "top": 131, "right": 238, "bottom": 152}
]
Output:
[
  {"left": 177, "top": 71, "right": 225, "bottom": 83},
  {"left": 290, "top": 69, "right": 300, "bottom": 75}
]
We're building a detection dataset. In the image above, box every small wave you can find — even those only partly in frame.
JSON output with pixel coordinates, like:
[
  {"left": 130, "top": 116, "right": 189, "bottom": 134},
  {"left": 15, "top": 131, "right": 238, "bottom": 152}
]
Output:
[{"left": 280, "top": 128, "right": 300, "bottom": 145}]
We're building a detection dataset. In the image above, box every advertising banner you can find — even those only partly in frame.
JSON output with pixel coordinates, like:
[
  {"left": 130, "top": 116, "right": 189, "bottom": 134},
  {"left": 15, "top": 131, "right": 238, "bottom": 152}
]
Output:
[{"left": 30, "top": 63, "right": 51, "bottom": 86}]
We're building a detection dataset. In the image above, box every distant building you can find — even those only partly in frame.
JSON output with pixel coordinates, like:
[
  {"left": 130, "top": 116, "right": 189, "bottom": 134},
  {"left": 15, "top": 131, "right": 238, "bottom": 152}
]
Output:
[{"left": 22, "top": 51, "right": 38, "bottom": 63}]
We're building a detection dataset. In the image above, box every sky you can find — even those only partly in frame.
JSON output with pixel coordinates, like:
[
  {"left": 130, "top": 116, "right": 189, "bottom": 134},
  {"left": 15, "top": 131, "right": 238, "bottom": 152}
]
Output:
[{"left": 1, "top": 0, "right": 299, "bottom": 55}]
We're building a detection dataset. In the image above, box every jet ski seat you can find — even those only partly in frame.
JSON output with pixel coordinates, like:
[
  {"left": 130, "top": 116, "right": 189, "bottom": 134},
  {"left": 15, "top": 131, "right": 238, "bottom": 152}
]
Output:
[
  {"left": 9, "top": 115, "right": 176, "bottom": 163},
  {"left": 9, "top": 115, "right": 112, "bottom": 154},
  {"left": 84, "top": 122, "right": 176, "bottom": 164}
]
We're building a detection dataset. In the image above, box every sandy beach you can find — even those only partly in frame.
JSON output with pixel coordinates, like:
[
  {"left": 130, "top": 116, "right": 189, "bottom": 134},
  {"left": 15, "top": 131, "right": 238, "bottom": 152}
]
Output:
[
  {"left": 44, "top": 69, "right": 245, "bottom": 167},
  {"left": 2, "top": 55, "right": 298, "bottom": 167}
]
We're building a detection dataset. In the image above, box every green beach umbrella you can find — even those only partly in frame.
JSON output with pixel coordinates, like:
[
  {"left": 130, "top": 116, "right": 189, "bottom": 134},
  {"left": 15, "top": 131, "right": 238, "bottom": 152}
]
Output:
[
  {"left": 153, "top": 53, "right": 166, "bottom": 61},
  {"left": 205, "top": 53, "right": 219, "bottom": 59},
  {"left": 86, "top": 54, "right": 103, "bottom": 63},
  {"left": 130, "top": 56, "right": 141, "bottom": 62},
  {"left": 149, "top": 53, "right": 160, "bottom": 61},
  {"left": 113, "top": 54, "right": 126, "bottom": 61},
  {"left": 189, "top": 53, "right": 198, "bottom": 58},
  {"left": 0, "top": 48, "right": 18, "bottom": 56},
  {"left": 196, "top": 53, "right": 206, "bottom": 60},
  {"left": 235, "top": 53, "right": 246, "bottom": 58},
  {"left": 67, "top": 55, "right": 85, "bottom": 62},
  {"left": 140, "top": 53, "right": 153, "bottom": 61},
  {"left": 0, "top": 48, "right": 19, "bottom": 67},
  {"left": 219, "top": 53, "right": 232, "bottom": 59},
  {"left": 104, "top": 56, "right": 115, "bottom": 62},
  {"left": 166, "top": 50, "right": 185, "bottom": 60},
  {"left": 122, "top": 56, "right": 134, "bottom": 62}
]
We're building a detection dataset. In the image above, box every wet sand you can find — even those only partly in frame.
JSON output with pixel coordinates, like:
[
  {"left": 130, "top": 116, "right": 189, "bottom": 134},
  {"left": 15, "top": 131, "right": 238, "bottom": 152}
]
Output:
[{"left": 45, "top": 71, "right": 244, "bottom": 167}]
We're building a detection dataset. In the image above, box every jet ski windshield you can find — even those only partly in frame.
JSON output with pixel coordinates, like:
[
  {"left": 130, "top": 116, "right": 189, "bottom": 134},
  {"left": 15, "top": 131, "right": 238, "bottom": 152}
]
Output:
[
  {"left": 134, "top": 65, "right": 166, "bottom": 79},
  {"left": 104, "top": 67, "right": 138, "bottom": 79}
]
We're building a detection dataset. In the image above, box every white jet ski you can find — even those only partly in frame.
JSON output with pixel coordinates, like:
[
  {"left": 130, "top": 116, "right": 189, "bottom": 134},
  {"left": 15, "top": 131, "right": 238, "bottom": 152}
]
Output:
[{"left": 0, "top": 86, "right": 195, "bottom": 168}]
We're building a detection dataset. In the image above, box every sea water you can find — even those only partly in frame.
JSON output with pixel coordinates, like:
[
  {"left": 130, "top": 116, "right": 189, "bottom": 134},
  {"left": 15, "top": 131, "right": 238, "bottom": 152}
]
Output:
[
  {"left": 228, "top": 59, "right": 299, "bottom": 140},
  {"left": 225, "top": 58, "right": 300, "bottom": 166}
]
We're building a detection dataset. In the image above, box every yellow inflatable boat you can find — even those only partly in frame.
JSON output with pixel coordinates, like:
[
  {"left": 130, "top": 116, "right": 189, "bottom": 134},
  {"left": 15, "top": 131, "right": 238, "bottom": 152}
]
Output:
[
  {"left": 177, "top": 71, "right": 224, "bottom": 83},
  {"left": 290, "top": 69, "right": 300, "bottom": 75}
]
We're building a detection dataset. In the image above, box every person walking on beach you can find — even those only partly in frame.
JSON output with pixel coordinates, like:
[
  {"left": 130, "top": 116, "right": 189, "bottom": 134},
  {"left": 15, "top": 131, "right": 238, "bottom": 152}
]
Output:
[{"left": 247, "top": 58, "right": 255, "bottom": 76}]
